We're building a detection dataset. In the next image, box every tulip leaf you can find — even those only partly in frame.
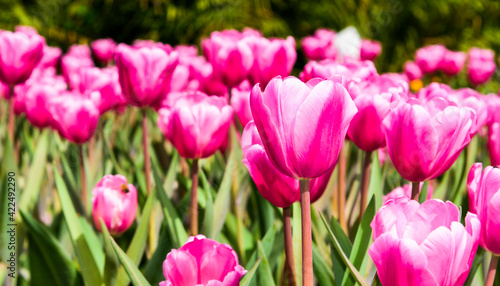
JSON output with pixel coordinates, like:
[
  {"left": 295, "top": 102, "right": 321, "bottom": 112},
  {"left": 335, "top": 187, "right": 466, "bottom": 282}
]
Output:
[
  {"left": 19, "top": 129, "right": 49, "bottom": 211},
  {"left": 143, "top": 227, "right": 172, "bottom": 284},
  {"left": 100, "top": 220, "right": 120, "bottom": 286},
  {"left": 330, "top": 216, "right": 352, "bottom": 286},
  {"left": 256, "top": 240, "right": 276, "bottom": 286},
  {"left": 116, "top": 181, "right": 156, "bottom": 286},
  {"left": 53, "top": 167, "right": 103, "bottom": 286},
  {"left": 240, "top": 257, "right": 262, "bottom": 286},
  {"left": 319, "top": 211, "right": 369, "bottom": 286},
  {"left": 110, "top": 236, "right": 151, "bottom": 286},
  {"left": 20, "top": 209, "right": 81, "bottom": 286},
  {"left": 419, "top": 181, "right": 429, "bottom": 203},
  {"left": 164, "top": 150, "right": 179, "bottom": 198},
  {"left": 245, "top": 221, "right": 279, "bottom": 282},
  {"left": 79, "top": 217, "right": 105, "bottom": 274},
  {"left": 0, "top": 133, "right": 16, "bottom": 263},
  {"left": 153, "top": 164, "right": 188, "bottom": 248},
  {"left": 199, "top": 167, "right": 214, "bottom": 236},
  {"left": 292, "top": 202, "right": 302, "bottom": 285},
  {"left": 367, "top": 151, "right": 384, "bottom": 210},
  {"left": 464, "top": 247, "right": 485, "bottom": 286},
  {"left": 313, "top": 242, "right": 335, "bottom": 286}
]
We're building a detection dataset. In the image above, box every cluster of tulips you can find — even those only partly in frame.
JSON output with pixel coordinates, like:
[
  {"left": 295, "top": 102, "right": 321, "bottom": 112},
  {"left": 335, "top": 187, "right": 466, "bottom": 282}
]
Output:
[{"left": 2, "top": 23, "right": 500, "bottom": 286}]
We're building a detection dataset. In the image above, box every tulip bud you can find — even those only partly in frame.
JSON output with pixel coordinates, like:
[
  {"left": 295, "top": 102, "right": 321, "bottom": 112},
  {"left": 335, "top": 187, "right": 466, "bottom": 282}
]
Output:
[
  {"left": 91, "top": 38, "right": 117, "bottom": 63},
  {"left": 360, "top": 39, "right": 382, "bottom": 61}
]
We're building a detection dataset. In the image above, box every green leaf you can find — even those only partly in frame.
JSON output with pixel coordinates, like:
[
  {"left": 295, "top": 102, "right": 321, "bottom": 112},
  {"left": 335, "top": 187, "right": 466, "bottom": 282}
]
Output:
[
  {"left": 246, "top": 221, "right": 279, "bottom": 272},
  {"left": 19, "top": 129, "right": 49, "bottom": 211},
  {"left": 20, "top": 209, "right": 80, "bottom": 286},
  {"left": 419, "top": 181, "right": 429, "bottom": 203},
  {"left": 100, "top": 220, "right": 120, "bottom": 286},
  {"left": 367, "top": 152, "right": 384, "bottom": 210},
  {"left": 319, "top": 212, "right": 369, "bottom": 286},
  {"left": 292, "top": 202, "right": 302, "bottom": 285},
  {"left": 313, "top": 242, "right": 335, "bottom": 286},
  {"left": 330, "top": 216, "right": 352, "bottom": 286},
  {"left": 163, "top": 150, "right": 179, "bottom": 198},
  {"left": 79, "top": 217, "right": 105, "bottom": 274},
  {"left": 199, "top": 168, "right": 214, "bottom": 237},
  {"left": 110, "top": 236, "right": 151, "bottom": 286},
  {"left": 256, "top": 240, "right": 276, "bottom": 286},
  {"left": 0, "top": 133, "right": 16, "bottom": 263},
  {"left": 239, "top": 257, "right": 262, "bottom": 286},
  {"left": 464, "top": 247, "right": 485, "bottom": 286},
  {"left": 143, "top": 227, "right": 172, "bottom": 284},
  {"left": 53, "top": 167, "right": 103, "bottom": 286}
]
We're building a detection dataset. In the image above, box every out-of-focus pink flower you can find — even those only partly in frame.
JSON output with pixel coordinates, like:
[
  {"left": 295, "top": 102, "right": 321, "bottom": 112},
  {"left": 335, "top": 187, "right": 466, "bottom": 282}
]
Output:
[
  {"left": 383, "top": 182, "right": 433, "bottom": 203},
  {"left": 415, "top": 44, "right": 446, "bottom": 74},
  {"left": 250, "top": 75, "right": 357, "bottom": 179},
  {"left": 61, "top": 54, "right": 94, "bottom": 90},
  {"left": 439, "top": 50, "right": 466, "bottom": 76},
  {"left": 447, "top": 88, "right": 488, "bottom": 135},
  {"left": 300, "top": 59, "right": 377, "bottom": 84},
  {"left": 79, "top": 66, "right": 125, "bottom": 114},
  {"left": 467, "top": 163, "right": 500, "bottom": 255},
  {"left": 67, "top": 44, "right": 92, "bottom": 58},
  {"left": 301, "top": 28, "right": 337, "bottom": 61},
  {"left": 0, "top": 30, "right": 45, "bottom": 85},
  {"left": 360, "top": 39, "right": 382, "bottom": 61},
  {"left": 115, "top": 43, "right": 179, "bottom": 107},
  {"left": 369, "top": 197, "right": 480, "bottom": 286},
  {"left": 160, "top": 235, "right": 247, "bottom": 286},
  {"left": 157, "top": 91, "right": 233, "bottom": 159},
  {"left": 404, "top": 61, "right": 423, "bottom": 81},
  {"left": 91, "top": 38, "right": 117, "bottom": 63},
  {"left": 242, "top": 121, "right": 332, "bottom": 208},
  {"left": 37, "top": 46, "right": 62, "bottom": 70},
  {"left": 382, "top": 97, "right": 474, "bottom": 182},
  {"left": 15, "top": 25, "right": 38, "bottom": 36},
  {"left": 92, "top": 174, "right": 137, "bottom": 235},
  {"left": 488, "top": 122, "right": 500, "bottom": 165},
  {"left": 231, "top": 80, "right": 252, "bottom": 127},
  {"left": 23, "top": 77, "right": 67, "bottom": 128},
  {"left": 468, "top": 47, "right": 496, "bottom": 85}
]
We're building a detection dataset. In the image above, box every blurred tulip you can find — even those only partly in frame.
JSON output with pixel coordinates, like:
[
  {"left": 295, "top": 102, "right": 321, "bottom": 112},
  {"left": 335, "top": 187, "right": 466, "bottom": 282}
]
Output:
[
  {"left": 360, "top": 39, "right": 382, "bottom": 61},
  {"left": 383, "top": 182, "right": 433, "bottom": 203},
  {"left": 92, "top": 174, "right": 137, "bottom": 235},
  {"left": 301, "top": 28, "right": 337, "bottom": 61},
  {"left": 115, "top": 44, "right": 179, "bottom": 107},
  {"left": 79, "top": 66, "right": 125, "bottom": 114},
  {"left": 369, "top": 197, "right": 480, "bottom": 286},
  {"left": 61, "top": 54, "right": 94, "bottom": 90},
  {"left": 468, "top": 48, "right": 496, "bottom": 85},
  {"left": 404, "top": 61, "right": 423, "bottom": 80},
  {"left": 488, "top": 122, "right": 500, "bottom": 165},
  {"left": 15, "top": 25, "right": 38, "bottom": 36},
  {"left": 439, "top": 50, "right": 466, "bottom": 76},
  {"left": 0, "top": 30, "right": 45, "bottom": 85},
  {"left": 300, "top": 59, "right": 377, "bottom": 84},
  {"left": 468, "top": 163, "right": 500, "bottom": 255},
  {"left": 250, "top": 75, "right": 357, "bottom": 179},
  {"left": 67, "top": 44, "right": 92, "bottom": 58},
  {"left": 448, "top": 88, "right": 488, "bottom": 135},
  {"left": 382, "top": 97, "right": 474, "bottom": 182},
  {"left": 38, "top": 46, "right": 62, "bottom": 70},
  {"left": 415, "top": 44, "right": 446, "bottom": 74},
  {"left": 157, "top": 91, "right": 233, "bottom": 159},
  {"left": 23, "top": 78, "right": 66, "bottom": 128},
  {"left": 50, "top": 91, "right": 100, "bottom": 144},
  {"left": 230, "top": 80, "right": 252, "bottom": 127},
  {"left": 91, "top": 38, "right": 117, "bottom": 63},
  {"left": 160, "top": 235, "right": 247, "bottom": 286}
]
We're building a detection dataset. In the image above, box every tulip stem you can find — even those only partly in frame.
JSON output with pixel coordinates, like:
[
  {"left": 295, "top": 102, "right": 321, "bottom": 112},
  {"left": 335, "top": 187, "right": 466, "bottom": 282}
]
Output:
[
  {"left": 7, "top": 93, "right": 14, "bottom": 142},
  {"left": 486, "top": 255, "right": 499, "bottom": 286},
  {"left": 359, "top": 151, "right": 373, "bottom": 218},
  {"left": 411, "top": 182, "right": 420, "bottom": 201},
  {"left": 283, "top": 206, "right": 297, "bottom": 286},
  {"left": 300, "top": 179, "right": 313, "bottom": 286},
  {"left": 338, "top": 145, "right": 347, "bottom": 233},
  {"left": 190, "top": 159, "right": 199, "bottom": 235},
  {"left": 142, "top": 109, "right": 152, "bottom": 194},
  {"left": 79, "top": 145, "right": 87, "bottom": 213}
]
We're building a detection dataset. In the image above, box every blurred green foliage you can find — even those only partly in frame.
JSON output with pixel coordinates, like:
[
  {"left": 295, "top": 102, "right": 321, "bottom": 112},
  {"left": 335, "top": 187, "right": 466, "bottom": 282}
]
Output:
[{"left": 2, "top": 0, "right": 500, "bottom": 72}]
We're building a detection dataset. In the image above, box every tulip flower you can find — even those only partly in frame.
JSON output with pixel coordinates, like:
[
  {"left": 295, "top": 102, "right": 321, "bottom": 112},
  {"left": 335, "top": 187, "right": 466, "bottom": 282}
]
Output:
[
  {"left": 160, "top": 235, "right": 247, "bottom": 286},
  {"left": 404, "top": 61, "right": 423, "bottom": 81},
  {"left": 415, "top": 44, "right": 446, "bottom": 74},
  {"left": 382, "top": 97, "right": 474, "bottom": 198},
  {"left": 79, "top": 66, "right": 125, "bottom": 114},
  {"left": 92, "top": 175, "right": 137, "bottom": 235},
  {"left": 439, "top": 50, "right": 466, "bottom": 76},
  {"left": 300, "top": 59, "right": 377, "bottom": 83},
  {"left": 301, "top": 28, "right": 337, "bottom": 61},
  {"left": 488, "top": 122, "right": 500, "bottom": 166},
  {"left": 23, "top": 77, "right": 67, "bottom": 128},
  {"left": 369, "top": 197, "right": 480, "bottom": 286},
  {"left": 91, "top": 38, "right": 117, "bottom": 64},
  {"left": 61, "top": 54, "right": 94, "bottom": 90},
  {"left": 383, "top": 182, "right": 433, "bottom": 203},
  {"left": 468, "top": 48, "right": 496, "bottom": 85},
  {"left": 360, "top": 39, "right": 382, "bottom": 61},
  {"left": 230, "top": 81, "right": 252, "bottom": 127}
]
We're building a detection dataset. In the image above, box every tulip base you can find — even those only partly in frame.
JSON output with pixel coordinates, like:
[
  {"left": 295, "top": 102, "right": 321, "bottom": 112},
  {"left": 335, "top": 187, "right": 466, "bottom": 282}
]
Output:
[
  {"left": 300, "top": 179, "right": 313, "bottom": 286},
  {"left": 486, "top": 255, "right": 499, "bottom": 286},
  {"left": 411, "top": 182, "right": 419, "bottom": 201},
  {"left": 190, "top": 159, "right": 199, "bottom": 235},
  {"left": 360, "top": 150, "right": 372, "bottom": 218},
  {"left": 283, "top": 206, "right": 297, "bottom": 286}
]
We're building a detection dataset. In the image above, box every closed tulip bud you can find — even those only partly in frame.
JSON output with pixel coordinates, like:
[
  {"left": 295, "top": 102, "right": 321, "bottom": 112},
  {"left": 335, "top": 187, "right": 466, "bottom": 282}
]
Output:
[
  {"left": 360, "top": 39, "right": 382, "bottom": 61},
  {"left": 488, "top": 122, "right": 500, "bottom": 165},
  {"left": 369, "top": 197, "right": 480, "bottom": 286},
  {"left": 92, "top": 175, "right": 137, "bottom": 235},
  {"left": 250, "top": 75, "right": 357, "bottom": 179},
  {"left": 468, "top": 163, "right": 500, "bottom": 255},
  {"left": 0, "top": 30, "right": 45, "bottom": 85},
  {"left": 91, "top": 38, "right": 117, "bottom": 63},
  {"left": 301, "top": 28, "right": 337, "bottom": 61},
  {"left": 115, "top": 44, "right": 179, "bottom": 107},
  {"left": 382, "top": 97, "right": 474, "bottom": 182},
  {"left": 468, "top": 48, "right": 496, "bottom": 85},
  {"left": 67, "top": 44, "right": 92, "bottom": 58},
  {"left": 160, "top": 235, "right": 247, "bottom": 286},
  {"left": 157, "top": 91, "right": 233, "bottom": 159},
  {"left": 383, "top": 182, "right": 433, "bottom": 203},
  {"left": 415, "top": 44, "right": 446, "bottom": 74},
  {"left": 439, "top": 50, "right": 466, "bottom": 75},
  {"left": 404, "top": 61, "right": 422, "bottom": 80}
]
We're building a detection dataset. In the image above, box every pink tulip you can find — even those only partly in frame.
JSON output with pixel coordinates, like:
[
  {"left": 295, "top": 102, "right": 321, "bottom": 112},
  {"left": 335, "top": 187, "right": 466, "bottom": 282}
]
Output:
[
  {"left": 360, "top": 39, "right": 382, "bottom": 61},
  {"left": 468, "top": 48, "right": 496, "bottom": 85},
  {"left": 230, "top": 80, "right": 253, "bottom": 127},
  {"left": 0, "top": 30, "right": 45, "bottom": 85},
  {"left": 300, "top": 59, "right": 377, "bottom": 84},
  {"left": 91, "top": 38, "right": 117, "bottom": 63},
  {"left": 383, "top": 183, "right": 433, "bottom": 203},
  {"left": 415, "top": 44, "right": 446, "bottom": 74},
  {"left": 488, "top": 122, "right": 500, "bottom": 165},
  {"left": 369, "top": 197, "right": 480, "bottom": 286},
  {"left": 38, "top": 46, "right": 62, "bottom": 70},
  {"left": 160, "top": 235, "right": 247, "bottom": 286},
  {"left": 157, "top": 91, "right": 233, "bottom": 159},
  {"left": 67, "top": 44, "right": 92, "bottom": 58},
  {"left": 202, "top": 30, "right": 254, "bottom": 88},
  {"left": 448, "top": 88, "right": 488, "bottom": 135},
  {"left": 439, "top": 50, "right": 466, "bottom": 76},
  {"left": 301, "top": 28, "right": 337, "bottom": 61},
  {"left": 92, "top": 174, "right": 137, "bottom": 235},
  {"left": 79, "top": 66, "right": 125, "bottom": 114},
  {"left": 247, "top": 35, "right": 297, "bottom": 88},
  {"left": 468, "top": 163, "right": 500, "bottom": 255},
  {"left": 24, "top": 77, "right": 67, "bottom": 128},
  {"left": 15, "top": 25, "right": 38, "bottom": 36},
  {"left": 242, "top": 121, "right": 332, "bottom": 208},
  {"left": 382, "top": 97, "right": 474, "bottom": 182},
  {"left": 50, "top": 91, "right": 100, "bottom": 144},
  {"left": 250, "top": 75, "right": 357, "bottom": 179},
  {"left": 115, "top": 44, "right": 179, "bottom": 107},
  {"left": 61, "top": 54, "right": 94, "bottom": 90},
  {"left": 404, "top": 61, "right": 423, "bottom": 80}
]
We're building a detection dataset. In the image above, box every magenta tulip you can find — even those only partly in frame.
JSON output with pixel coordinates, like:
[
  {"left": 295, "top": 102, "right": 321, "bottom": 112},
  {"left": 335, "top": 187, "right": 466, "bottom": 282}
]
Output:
[
  {"left": 439, "top": 50, "right": 466, "bottom": 76},
  {"left": 115, "top": 44, "right": 179, "bottom": 107},
  {"left": 369, "top": 197, "right": 480, "bottom": 286},
  {"left": 250, "top": 75, "right": 357, "bottom": 179},
  {"left": 92, "top": 174, "right": 137, "bottom": 235},
  {"left": 383, "top": 183, "right": 433, "bottom": 203},
  {"left": 300, "top": 59, "right": 377, "bottom": 85},
  {"left": 91, "top": 38, "right": 117, "bottom": 63},
  {"left": 37, "top": 46, "right": 62, "bottom": 70},
  {"left": 301, "top": 28, "right": 337, "bottom": 61},
  {"left": 160, "top": 235, "right": 247, "bottom": 286},
  {"left": 468, "top": 48, "right": 496, "bottom": 85},
  {"left": 415, "top": 44, "right": 446, "bottom": 74},
  {"left": 0, "top": 30, "right": 45, "bottom": 85},
  {"left": 468, "top": 163, "right": 500, "bottom": 255},
  {"left": 79, "top": 66, "right": 125, "bottom": 114},
  {"left": 230, "top": 80, "right": 253, "bottom": 127},
  {"left": 24, "top": 77, "right": 67, "bottom": 128},
  {"left": 157, "top": 91, "right": 233, "bottom": 159},
  {"left": 382, "top": 97, "right": 474, "bottom": 182},
  {"left": 15, "top": 25, "right": 38, "bottom": 36},
  {"left": 448, "top": 88, "right": 488, "bottom": 135},
  {"left": 488, "top": 122, "right": 500, "bottom": 165},
  {"left": 61, "top": 54, "right": 94, "bottom": 90},
  {"left": 404, "top": 61, "right": 423, "bottom": 80},
  {"left": 360, "top": 39, "right": 382, "bottom": 61}
]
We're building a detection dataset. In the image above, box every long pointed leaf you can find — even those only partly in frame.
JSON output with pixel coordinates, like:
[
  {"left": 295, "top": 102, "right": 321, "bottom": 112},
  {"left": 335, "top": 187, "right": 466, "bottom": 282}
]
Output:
[{"left": 110, "top": 237, "right": 151, "bottom": 286}]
